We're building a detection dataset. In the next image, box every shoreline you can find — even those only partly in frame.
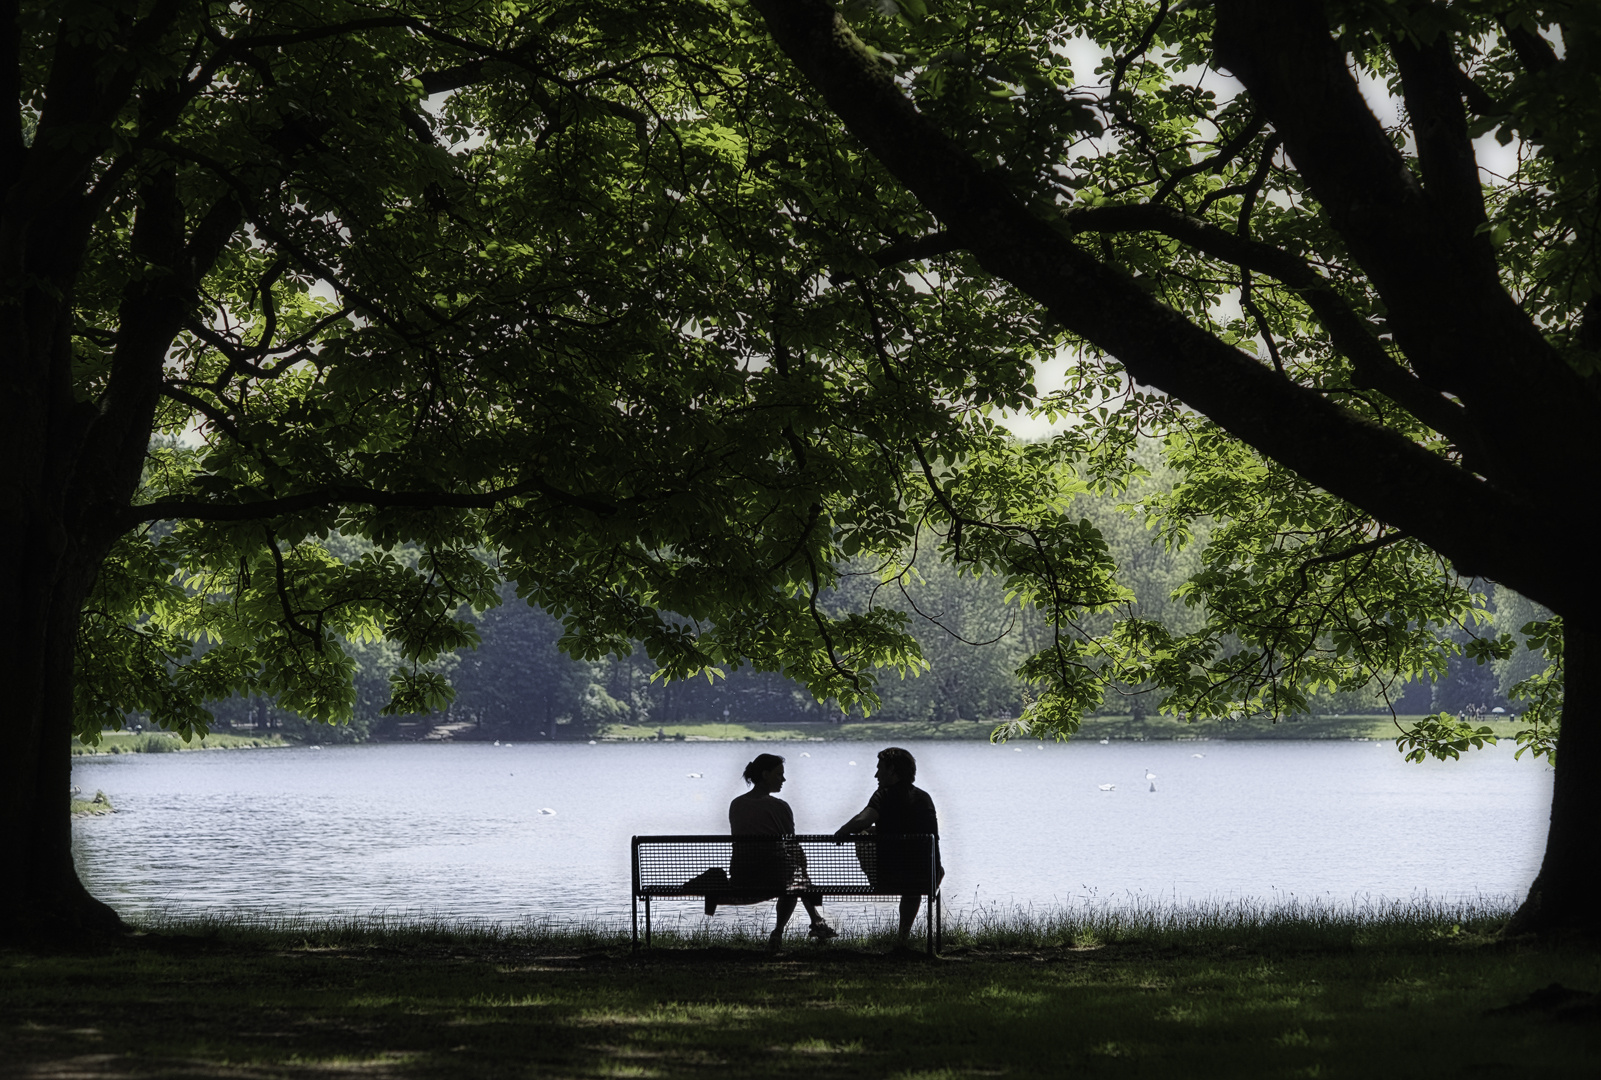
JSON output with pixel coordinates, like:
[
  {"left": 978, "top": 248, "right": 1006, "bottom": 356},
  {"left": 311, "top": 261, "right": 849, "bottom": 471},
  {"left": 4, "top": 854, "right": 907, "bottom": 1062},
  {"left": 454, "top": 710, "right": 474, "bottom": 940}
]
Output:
[
  {"left": 72, "top": 715, "right": 1529, "bottom": 753},
  {"left": 593, "top": 713, "right": 1525, "bottom": 744},
  {"left": 71, "top": 732, "right": 291, "bottom": 756}
]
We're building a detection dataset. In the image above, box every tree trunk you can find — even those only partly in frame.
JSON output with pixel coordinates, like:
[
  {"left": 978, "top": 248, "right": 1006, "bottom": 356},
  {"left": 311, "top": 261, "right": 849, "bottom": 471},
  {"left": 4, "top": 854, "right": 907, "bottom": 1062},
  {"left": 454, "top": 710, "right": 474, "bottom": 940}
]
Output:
[
  {"left": 1, "top": 542, "right": 126, "bottom": 941},
  {"left": 1507, "top": 625, "right": 1601, "bottom": 936}
]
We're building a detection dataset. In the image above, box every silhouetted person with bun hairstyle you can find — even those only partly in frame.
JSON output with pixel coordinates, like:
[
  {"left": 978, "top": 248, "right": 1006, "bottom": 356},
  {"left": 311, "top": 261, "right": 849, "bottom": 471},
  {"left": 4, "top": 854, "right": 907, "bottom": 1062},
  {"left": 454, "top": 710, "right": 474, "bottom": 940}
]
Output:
[
  {"left": 726, "top": 753, "right": 835, "bottom": 949},
  {"left": 835, "top": 746, "right": 942, "bottom": 947}
]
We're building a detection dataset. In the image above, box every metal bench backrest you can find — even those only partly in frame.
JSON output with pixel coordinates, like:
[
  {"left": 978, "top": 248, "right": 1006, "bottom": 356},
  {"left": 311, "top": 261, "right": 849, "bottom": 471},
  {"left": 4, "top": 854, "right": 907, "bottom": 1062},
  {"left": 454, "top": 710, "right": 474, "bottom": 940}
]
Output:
[
  {"left": 633, "top": 834, "right": 940, "bottom": 896},
  {"left": 630, "top": 834, "right": 943, "bottom": 954}
]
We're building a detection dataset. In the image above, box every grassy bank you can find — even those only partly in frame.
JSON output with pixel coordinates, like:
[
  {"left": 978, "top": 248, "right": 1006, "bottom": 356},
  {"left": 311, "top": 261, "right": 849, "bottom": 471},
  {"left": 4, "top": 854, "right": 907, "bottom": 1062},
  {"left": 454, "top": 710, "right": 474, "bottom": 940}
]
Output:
[
  {"left": 71, "top": 731, "right": 290, "bottom": 755},
  {"left": 600, "top": 714, "right": 1523, "bottom": 744},
  {"left": 3, "top": 905, "right": 1595, "bottom": 1078},
  {"left": 68, "top": 790, "right": 113, "bottom": 815}
]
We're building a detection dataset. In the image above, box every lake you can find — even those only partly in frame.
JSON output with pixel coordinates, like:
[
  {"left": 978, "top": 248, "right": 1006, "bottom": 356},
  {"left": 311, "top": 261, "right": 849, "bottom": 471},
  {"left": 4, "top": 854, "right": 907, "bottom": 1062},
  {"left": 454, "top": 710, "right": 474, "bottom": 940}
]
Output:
[{"left": 71, "top": 738, "right": 1552, "bottom": 927}]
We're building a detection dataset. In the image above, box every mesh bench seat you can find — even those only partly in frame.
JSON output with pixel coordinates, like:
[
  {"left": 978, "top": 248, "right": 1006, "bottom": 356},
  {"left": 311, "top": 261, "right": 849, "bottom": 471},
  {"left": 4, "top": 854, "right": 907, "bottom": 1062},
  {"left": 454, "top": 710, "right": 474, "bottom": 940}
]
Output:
[{"left": 631, "top": 833, "right": 942, "bottom": 954}]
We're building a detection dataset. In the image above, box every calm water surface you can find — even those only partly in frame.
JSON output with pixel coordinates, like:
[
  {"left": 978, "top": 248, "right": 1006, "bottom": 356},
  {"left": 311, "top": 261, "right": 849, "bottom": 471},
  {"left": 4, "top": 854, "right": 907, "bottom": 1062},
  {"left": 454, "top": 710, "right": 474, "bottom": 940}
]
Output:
[{"left": 71, "top": 739, "right": 1552, "bottom": 925}]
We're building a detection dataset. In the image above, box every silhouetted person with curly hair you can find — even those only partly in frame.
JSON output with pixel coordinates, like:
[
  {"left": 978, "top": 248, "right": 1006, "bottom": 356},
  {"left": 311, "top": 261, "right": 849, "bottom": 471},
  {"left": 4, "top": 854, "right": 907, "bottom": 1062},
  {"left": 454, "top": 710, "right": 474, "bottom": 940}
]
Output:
[{"left": 835, "top": 746, "right": 942, "bottom": 947}]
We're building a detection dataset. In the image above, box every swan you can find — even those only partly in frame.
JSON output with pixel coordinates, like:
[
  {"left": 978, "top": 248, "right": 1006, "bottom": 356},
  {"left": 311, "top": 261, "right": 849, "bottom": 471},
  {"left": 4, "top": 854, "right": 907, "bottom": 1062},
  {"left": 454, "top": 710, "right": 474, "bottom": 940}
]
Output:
[
  {"left": 1098, "top": 783, "right": 1115, "bottom": 791},
  {"left": 1145, "top": 769, "right": 1157, "bottom": 781}
]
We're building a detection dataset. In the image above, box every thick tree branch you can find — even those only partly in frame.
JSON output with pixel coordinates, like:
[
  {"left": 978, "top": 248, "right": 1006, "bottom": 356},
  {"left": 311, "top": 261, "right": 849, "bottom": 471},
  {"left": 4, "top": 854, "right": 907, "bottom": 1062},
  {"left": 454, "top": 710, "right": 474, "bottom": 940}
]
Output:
[
  {"left": 0, "top": 0, "right": 20, "bottom": 192},
  {"left": 1211, "top": 1, "right": 1598, "bottom": 500},
  {"left": 751, "top": 0, "right": 1593, "bottom": 620},
  {"left": 1500, "top": 20, "right": 1560, "bottom": 76},
  {"left": 1063, "top": 202, "right": 1481, "bottom": 453},
  {"left": 17, "top": 0, "right": 185, "bottom": 225},
  {"left": 868, "top": 231, "right": 961, "bottom": 269},
  {"left": 1455, "top": 68, "right": 1502, "bottom": 117},
  {"left": 1392, "top": 31, "right": 1492, "bottom": 256}
]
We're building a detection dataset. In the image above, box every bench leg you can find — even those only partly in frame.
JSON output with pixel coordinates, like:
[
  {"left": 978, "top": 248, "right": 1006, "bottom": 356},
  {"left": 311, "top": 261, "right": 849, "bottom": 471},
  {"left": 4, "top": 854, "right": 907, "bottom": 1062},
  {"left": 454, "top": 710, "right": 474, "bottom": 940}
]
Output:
[
  {"left": 936, "top": 892, "right": 942, "bottom": 954},
  {"left": 645, "top": 896, "right": 652, "bottom": 948},
  {"left": 632, "top": 892, "right": 639, "bottom": 951}
]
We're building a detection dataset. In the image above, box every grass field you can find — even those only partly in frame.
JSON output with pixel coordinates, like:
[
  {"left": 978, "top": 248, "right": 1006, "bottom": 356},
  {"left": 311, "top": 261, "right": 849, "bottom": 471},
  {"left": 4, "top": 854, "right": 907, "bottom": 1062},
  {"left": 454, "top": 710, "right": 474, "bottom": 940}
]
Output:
[{"left": 4, "top": 904, "right": 1595, "bottom": 1078}]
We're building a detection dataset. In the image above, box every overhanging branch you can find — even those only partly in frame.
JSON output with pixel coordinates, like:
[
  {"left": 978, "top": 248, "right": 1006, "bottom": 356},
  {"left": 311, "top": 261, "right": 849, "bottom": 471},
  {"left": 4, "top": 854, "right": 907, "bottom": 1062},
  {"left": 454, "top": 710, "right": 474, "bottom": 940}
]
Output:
[{"left": 750, "top": 0, "right": 1586, "bottom": 617}]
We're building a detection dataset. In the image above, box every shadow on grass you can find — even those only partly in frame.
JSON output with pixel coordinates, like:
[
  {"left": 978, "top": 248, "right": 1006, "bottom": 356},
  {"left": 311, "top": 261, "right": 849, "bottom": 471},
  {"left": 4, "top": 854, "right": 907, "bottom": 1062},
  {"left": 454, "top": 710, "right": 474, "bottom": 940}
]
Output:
[{"left": 3, "top": 901, "right": 1597, "bottom": 1078}]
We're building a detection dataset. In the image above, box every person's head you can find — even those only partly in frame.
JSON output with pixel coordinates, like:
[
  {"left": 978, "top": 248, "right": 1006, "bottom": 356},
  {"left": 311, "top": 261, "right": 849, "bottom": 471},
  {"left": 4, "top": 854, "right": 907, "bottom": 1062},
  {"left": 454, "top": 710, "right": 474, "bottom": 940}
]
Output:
[
  {"left": 742, "top": 753, "right": 786, "bottom": 792},
  {"left": 876, "top": 746, "right": 916, "bottom": 787}
]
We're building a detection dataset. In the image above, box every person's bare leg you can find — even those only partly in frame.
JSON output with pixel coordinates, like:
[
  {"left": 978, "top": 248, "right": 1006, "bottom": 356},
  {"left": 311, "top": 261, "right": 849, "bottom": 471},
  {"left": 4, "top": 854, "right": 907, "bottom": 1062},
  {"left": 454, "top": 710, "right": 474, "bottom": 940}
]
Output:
[
  {"left": 770, "top": 895, "right": 799, "bottom": 949},
  {"left": 897, "top": 894, "right": 920, "bottom": 945}
]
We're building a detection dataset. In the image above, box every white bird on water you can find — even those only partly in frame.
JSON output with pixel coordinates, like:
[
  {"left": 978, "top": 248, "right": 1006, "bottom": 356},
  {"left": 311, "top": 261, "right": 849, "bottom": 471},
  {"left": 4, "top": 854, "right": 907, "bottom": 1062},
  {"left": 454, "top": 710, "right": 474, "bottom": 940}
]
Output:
[
  {"left": 687, "top": 772, "right": 703, "bottom": 778},
  {"left": 799, "top": 752, "right": 811, "bottom": 758},
  {"left": 540, "top": 808, "right": 556, "bottom": 816},
  {"left": 1145, "top": 769, "right": 1157, "bottom": 781},
  {"left": 1191, "top": 753, "right": 1205, "bottom": 759},
  {"left": 1098, "top": 738, "right": 1110, "bottom": 745},
  {"left": 1098, "top": 783, "right": 1115, "bottom": 791}
]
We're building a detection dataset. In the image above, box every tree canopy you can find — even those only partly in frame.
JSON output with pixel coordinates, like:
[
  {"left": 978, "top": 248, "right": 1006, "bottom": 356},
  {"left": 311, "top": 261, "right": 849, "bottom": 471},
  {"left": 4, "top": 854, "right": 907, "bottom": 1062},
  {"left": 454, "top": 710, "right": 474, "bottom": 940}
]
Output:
[{"left": 9, "top": 0, "right": 1599, "bottom": 935}]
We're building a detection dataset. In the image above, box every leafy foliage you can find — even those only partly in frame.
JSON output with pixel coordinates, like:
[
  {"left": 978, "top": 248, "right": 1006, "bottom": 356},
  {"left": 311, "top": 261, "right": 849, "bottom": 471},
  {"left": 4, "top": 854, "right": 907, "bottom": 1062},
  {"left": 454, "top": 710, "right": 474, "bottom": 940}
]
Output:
[{"left": 40, "top": 1, "right": 1591, "bottom": 771}]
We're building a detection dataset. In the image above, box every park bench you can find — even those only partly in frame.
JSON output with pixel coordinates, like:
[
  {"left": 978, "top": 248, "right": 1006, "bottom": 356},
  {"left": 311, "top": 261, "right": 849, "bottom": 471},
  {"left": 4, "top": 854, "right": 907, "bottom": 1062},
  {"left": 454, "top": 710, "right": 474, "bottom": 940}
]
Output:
[{"left": 631, "top": 833, "right": 943, "bottom": 955}]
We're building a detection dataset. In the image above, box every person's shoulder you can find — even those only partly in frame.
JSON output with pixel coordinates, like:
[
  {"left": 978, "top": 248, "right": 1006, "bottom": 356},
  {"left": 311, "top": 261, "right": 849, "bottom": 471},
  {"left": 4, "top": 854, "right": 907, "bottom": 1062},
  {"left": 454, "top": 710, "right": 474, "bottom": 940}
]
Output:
[{"left": 910, "top": 784, "right": 936, "bottom": 806}]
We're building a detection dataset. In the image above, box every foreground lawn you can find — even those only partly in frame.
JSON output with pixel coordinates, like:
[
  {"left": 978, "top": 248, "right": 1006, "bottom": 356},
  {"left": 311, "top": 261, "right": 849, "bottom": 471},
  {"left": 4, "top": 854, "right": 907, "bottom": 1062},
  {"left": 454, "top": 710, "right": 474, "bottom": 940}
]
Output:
[{"left": 3, "top": 912, "right": 1597, "bottom": 1078}]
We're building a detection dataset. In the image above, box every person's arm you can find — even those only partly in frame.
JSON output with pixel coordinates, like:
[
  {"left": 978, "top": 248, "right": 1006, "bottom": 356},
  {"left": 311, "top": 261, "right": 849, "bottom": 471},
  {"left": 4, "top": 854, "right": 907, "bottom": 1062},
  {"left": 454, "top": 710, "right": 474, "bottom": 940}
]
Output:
[{"left": 834, "top": 805, "right": 878, "bottom": 836}]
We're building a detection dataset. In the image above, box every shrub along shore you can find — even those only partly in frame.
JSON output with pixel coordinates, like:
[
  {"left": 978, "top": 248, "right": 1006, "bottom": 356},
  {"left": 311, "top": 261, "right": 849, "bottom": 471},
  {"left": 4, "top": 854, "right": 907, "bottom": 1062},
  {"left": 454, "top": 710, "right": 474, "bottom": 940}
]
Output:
[
  {"left": 71, "top": 731, "right": 290, "bottom": 755},
  {"left": 3, "top": 903, "right": 1595, "bottom": 1078}
]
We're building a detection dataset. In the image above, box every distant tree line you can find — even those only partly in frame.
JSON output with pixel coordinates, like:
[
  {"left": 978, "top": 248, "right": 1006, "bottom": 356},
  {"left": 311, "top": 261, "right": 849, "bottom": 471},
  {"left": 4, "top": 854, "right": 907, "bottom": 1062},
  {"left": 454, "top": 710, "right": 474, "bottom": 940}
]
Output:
[{"left": 202, "top": 473, "right": 1543, "bottom": 742}]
